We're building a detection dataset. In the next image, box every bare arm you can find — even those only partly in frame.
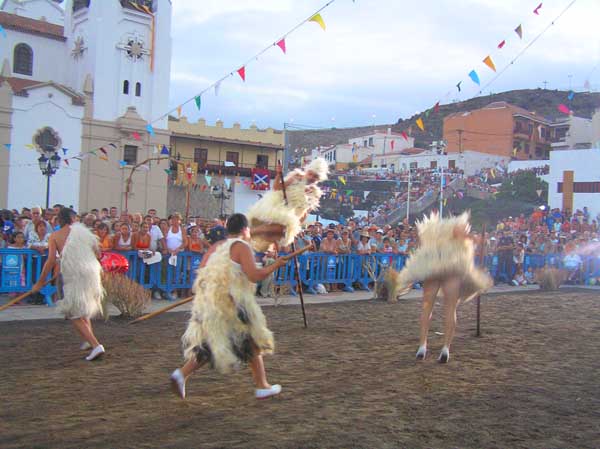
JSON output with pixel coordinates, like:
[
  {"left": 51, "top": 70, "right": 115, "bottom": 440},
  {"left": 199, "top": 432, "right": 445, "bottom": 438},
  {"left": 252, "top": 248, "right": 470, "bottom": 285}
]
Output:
[
  {"left": 230, "top": 241, "right": 286, "bottom": 283},
  {"left": 32, "top": 235, "right": 58, "bottom": 291}
]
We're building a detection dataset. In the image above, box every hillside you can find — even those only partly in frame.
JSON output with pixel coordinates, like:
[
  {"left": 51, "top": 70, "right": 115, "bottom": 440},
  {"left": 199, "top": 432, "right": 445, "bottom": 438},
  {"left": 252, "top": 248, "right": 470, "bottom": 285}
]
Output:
[{"left": 288, "top": 88, "right": 600, "bottom": 151}]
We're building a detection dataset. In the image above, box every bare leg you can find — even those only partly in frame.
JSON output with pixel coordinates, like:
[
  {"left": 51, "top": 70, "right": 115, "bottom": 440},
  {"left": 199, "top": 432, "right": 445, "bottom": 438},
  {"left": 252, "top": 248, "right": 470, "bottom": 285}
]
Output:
[
  {"left": 171, "top": 357, "right": 207, "bottom": 400},
  {"left": 417, "top": 280, "right": 440, "bottom": 360},
  {"left": 71, "top": 318, "right": 100, "bottom": 348},
  {"left": 249, "top": 352, "right": 271, "bottom": 389},
  {"left": 439, "top": 276, "right": 461, "bottom": 363},
  {"left": 180, "top": 358, "right": 202, "bottom": 379}
]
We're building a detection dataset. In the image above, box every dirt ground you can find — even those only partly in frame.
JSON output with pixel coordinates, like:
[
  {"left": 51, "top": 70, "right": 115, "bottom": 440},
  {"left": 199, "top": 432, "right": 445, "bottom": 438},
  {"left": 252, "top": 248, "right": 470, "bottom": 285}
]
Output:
[{"left": 0, "top": 290, "right": 598, "bottom": 449}]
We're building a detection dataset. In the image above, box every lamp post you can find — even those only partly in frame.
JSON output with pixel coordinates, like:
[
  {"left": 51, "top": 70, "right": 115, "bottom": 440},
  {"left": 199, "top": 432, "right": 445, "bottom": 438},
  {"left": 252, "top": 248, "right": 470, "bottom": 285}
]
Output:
[
  {"left": 37, "top": 145, "right": 61, "bottom": 209},
  {"left": 211, "top": 183, "right": 232, "bottom": 219}
]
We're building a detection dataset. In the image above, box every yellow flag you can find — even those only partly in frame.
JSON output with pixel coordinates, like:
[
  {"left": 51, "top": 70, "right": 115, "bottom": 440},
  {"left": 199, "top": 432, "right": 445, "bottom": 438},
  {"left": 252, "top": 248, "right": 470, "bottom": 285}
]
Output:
[
  {"left": 513, "top": 147, "right": 518, "bottom": 156},
  {"left": 339, "top": 176, "right": 346, "bottom": 185},
  {"left": 416, "top": 117, "right": 425, "bottom": 131},
  {"left": 483, "top": 55, "right": 496, "bottom": 72},
  {"left": 177, "top": 105, "right": 182, "bottom": 118},
  {"left": 310, "top": 13, "right": 326, "bottom": 31},
  {"left": 99, "top": 154, "right": 108, "bottom": 161},
  {"left": 25, "top": 144, "right": 35, "bottom": 149}
]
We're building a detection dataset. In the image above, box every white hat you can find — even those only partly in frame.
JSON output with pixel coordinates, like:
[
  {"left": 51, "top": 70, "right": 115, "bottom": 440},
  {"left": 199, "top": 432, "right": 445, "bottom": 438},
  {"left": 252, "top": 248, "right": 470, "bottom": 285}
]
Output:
[{"left": 305, "top": 157, "right": 329, "bottom": 181}]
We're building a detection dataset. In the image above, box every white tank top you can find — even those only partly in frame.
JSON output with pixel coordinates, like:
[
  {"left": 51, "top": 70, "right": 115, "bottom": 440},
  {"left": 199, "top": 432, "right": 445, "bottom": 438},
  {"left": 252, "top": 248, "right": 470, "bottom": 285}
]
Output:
[
  {"left": 118, "top": 233, "right": 131, "bottom": 248},
  {"left": 166, "top": 226, "right": 183, "bottom": 251}
]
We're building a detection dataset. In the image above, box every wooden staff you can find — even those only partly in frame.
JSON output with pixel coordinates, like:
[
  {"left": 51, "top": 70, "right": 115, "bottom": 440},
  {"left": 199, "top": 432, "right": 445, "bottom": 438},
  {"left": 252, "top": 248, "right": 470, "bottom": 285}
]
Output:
[
  {"left": 130, "top": 245, "right": 313, "bottom": 325},
  {"left": 476, "top": 224, "right": 487, "bottom": 337},
  {"left": 277, "top": 160, "right": 308, "bottom": 328},
  {"left": 0, "top": 274, "right": 58, "bottom": 313}
]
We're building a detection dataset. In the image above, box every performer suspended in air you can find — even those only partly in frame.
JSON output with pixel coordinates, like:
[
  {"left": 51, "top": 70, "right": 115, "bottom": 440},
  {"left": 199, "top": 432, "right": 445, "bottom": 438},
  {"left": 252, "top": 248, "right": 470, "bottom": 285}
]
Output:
[
  {"left": 389, "top": 212, "right": 492, "bottom": 363},
  {"left": 247, "top": 158, "right": 328, "bottom": 251},
  {"left": 32, "top": 207, "right": 106, "bottom": 361},
  {"left": 170, "top": 213, "right": 289, "bottom": 400}
]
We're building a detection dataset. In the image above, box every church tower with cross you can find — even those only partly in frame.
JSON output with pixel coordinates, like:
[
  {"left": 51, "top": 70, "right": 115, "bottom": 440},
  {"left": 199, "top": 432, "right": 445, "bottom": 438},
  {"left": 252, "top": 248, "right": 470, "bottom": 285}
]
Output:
[{"left": 64, "top": 0, "right": 172, "bottom": 127}]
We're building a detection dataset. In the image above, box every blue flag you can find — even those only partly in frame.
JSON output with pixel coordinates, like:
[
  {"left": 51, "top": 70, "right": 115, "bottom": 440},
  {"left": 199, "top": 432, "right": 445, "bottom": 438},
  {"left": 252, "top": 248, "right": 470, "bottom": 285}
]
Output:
[{"left": 468, "top": 70, "right": 480, "bottom": 86}]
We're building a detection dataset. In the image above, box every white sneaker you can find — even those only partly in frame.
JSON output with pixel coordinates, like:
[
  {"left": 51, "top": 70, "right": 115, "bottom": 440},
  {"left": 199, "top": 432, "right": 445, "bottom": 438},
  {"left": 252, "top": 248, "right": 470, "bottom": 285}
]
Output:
[
  {"left": 80, "top": 341, "right": 92, "bottom": 351},
  {"left": 170, "top": 369, "right": 186, "bottom": 399},
  {"left": 255, "top": 384, "right": 282, "bottom": 399},
  {"left": 85, "top": 345, "right": 105, "bottom": 361},
  {"left": 152, "top": 290, "right": 162, "bottom": 300}
]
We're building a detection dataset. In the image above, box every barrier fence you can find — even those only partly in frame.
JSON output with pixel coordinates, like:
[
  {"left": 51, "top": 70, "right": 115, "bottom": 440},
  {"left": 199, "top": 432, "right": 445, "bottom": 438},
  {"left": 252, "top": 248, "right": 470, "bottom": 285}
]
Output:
[{"left": 1, "top": 249, "right": 599, "bottom": 306}]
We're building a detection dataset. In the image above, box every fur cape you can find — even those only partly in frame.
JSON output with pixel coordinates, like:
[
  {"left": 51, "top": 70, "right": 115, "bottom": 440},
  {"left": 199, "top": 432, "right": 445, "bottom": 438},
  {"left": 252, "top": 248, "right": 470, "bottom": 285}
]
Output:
[
  {"left": 390, "top": 212, "right": 492, "bottom": 302},
  {"left": 246, "top": 173, "right": 322, "bottom": 250},
  {"left": 58, "top": 223, "right": 105, "bottom": 319},
  {"left": 182, "top": 238, "right": 274, "bottom": 374}
]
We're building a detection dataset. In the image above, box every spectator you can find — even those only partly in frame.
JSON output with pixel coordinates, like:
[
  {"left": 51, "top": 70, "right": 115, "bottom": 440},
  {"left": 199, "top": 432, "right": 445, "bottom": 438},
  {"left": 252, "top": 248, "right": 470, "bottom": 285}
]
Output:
[
  {"left": 96, "top": 223, "right": 113, "bottom": 251},
  {"left": 133, "top": 222, "right": 152, "bottom": 251},
  {"left": 357, "top": 233, "right": 371, "bottom": 254},
  {"left": 83, "top": 213, "right": 96, "bottom": 229},
  {"left": 337, "top": 229, "right": 352, "bottom": 254},
  {"left": 23, "top": 206, "right": 51, "bottom": 243},
  {"left": 524, "top": 266, "right": 535, "bottom": 284},
  {"left": 114, "top": 223, "right": 133, "bottom": 251},
  {"left": 187, "top": 225, "right": 206, "bottom": 253},
  {"left": 165, "top": 213, "right": 188, "bottom": 257},
  {"left": 27, "top": 220, "right": 50, "bottom": 254},
  {"left": 320, "top": 229, "right": 338, "bottom": 254},
  {"left": 496, "top": 231, "right": 515, "bottom": 283}
]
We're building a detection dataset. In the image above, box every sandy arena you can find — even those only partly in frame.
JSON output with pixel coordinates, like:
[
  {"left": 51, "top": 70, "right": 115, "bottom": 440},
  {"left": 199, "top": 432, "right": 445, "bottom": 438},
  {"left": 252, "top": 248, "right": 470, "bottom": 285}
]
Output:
[{"left": 0, "top": 290, "right": 598, "bottom": 449}]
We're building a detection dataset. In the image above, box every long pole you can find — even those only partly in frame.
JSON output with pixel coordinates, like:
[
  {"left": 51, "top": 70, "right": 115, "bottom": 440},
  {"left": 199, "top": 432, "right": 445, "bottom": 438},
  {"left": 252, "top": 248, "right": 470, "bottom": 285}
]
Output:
[
  {"left": 439, "top": 167, "right": 444, "bottom": 217},
  {"left": 406, "top": 169, "right": 411, "bottom": 223},
  {"left": 278, "top": 161, "right": 308, "bottom": 328},
  {"left": 476, "top": 224, "right": 487, "bottom": 337},
  {"left": 45, "top": 171, "right": 51, "bottom": 210}
]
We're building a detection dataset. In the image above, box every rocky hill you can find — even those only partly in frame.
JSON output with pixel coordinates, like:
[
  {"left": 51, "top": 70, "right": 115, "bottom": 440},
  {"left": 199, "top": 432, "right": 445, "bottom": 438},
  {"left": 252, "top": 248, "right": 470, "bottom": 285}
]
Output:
[{"left": 288, "top": 89, "right": 600, "bottom": 151}]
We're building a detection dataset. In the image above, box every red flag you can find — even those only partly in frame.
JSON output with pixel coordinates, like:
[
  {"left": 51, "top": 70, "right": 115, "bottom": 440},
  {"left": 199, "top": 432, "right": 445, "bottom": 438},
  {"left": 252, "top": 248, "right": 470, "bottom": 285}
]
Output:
[
  {"left": 276, "top": 38, "right": 286, "bottom": 54},
  {"left": 390, "top": 140, "right": 395, "bottom": 150},
  {"left": 498, "top": 40, "right": 506, "bottom": 49},
  {"left": 434, "top": 102, "right": 440, "bottom": 113},
  {"left": 401, "top": 131, "right": 408, "bottom": 141},
  {"left": 557, "top": 104, "right": 571, "bottom": 115},
  {"left": 237, "top": 66, "right": 246, "bottom": 82},
  {"left": 64, "top": 159, "right": 69, "bottom": 166},
  {"left": 132, "top": 132, "right": 141, "bottom": 141},
  {"left": 99, "top": 147, "right": 108, "bottom": 155},
  {"left": 533, "top": 3, "right": 542, "bottom": 15}
]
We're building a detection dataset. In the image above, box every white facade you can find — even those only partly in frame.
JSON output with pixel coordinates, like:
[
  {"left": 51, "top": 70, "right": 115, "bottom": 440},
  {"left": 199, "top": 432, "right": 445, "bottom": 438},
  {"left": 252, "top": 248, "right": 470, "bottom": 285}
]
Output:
[
  {"left": 372, "top": 150, "right": 506, "bottom": 176},
  {"left": 7, "top": 84, "right": 84, "bottom": 209},
  {"left": 348, "top": 129, "right": 415, "bottom": 157},
  {"left": 1, "top": 0, "right": 64, "bottom": 25},
  {"left": 551, "top": 115, "right": 593, "bottom": 151},
  {"left": 547, "top": 148, "right": 600, "bottom": 220}
]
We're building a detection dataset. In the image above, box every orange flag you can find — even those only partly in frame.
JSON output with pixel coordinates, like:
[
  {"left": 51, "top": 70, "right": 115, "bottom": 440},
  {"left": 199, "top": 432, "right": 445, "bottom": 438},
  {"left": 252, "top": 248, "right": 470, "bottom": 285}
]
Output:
[
  {"left": 177, "top": 105, "right": 182, "bottom": 118},
  {"left": 416, "top": 117, "right": 425, "bottom": 131},
  {"left": 483, "top": 55, "right": 496, "bottom": 72},
  {"left": 310, "top": 14, "right": 326, "bottom": 31}
]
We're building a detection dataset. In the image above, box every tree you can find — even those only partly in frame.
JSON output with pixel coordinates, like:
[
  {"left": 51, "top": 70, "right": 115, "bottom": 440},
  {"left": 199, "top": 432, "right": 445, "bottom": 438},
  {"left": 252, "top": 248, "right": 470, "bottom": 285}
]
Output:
[{"left": 496, "top": 171, "right": 547, "bottom": 204}]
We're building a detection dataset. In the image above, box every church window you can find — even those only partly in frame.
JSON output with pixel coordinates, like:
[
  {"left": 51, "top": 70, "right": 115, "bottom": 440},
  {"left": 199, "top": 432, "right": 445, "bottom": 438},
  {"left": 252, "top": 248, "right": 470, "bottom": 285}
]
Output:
[
  {"left": 14, "top": 44, "right": 33, "bottom": 76},
  {"left": 123, "top": 145, "right": 138, "bottom": 165},
  {"left": 135, "top": 82, "right": 142, "bottom": 97},
  {"left": 123, "top": 80, "right": 130, "bottom": 95}
]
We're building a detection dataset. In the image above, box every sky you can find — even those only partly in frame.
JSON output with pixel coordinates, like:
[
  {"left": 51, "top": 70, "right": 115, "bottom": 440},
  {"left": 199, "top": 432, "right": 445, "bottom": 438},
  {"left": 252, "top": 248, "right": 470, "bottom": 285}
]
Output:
[{"left": 169, "top": 0, "right": 600, "bottom": 130}]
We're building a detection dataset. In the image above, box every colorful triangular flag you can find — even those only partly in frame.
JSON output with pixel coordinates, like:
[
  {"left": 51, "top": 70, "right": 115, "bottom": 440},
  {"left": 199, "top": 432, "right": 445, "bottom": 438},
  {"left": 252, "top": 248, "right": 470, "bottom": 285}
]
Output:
[
  {"left": 483, "top": 55, "right": 496, "bottom": 72},
  {"left": 434, "top": 102, "right": 440, "bottom": 113},
  {"left": 132, "top": 132, "right": 141, "bottom": 141},
  {"left": 309, "top": 13, "right": 326, "bottom": 31},
  {"left": 153, "top": 145, "right": 159, "bottom": 154},
  {"left": 146, "top": 124, "right": 155, "bottom": 137},
  {"left": 567, "top": 91, "right": 575, "bottom": 101},
  {"left": 25, "top": 144, "right": 35, "bottom": 149},
  {"left": 62, "top": 148, "right": 68, "bottom": 155},
  {"left": 164, "top": 169, "right": 172, "bottom": 175},
  {"left": 401, "top": 131, "right": 408, "bottom": 141},
  {"left": 276, "top": 38, "right": 286, "bottom": 54},
  {"left": 4, "top": 143, "right": 11, "bottom": 151},
  {"left": 339, "top": 176, "right": 346, "bottom": 185},
  {"left": 390, "top": 140, "right": 395, "bottom": 150},
  {"left": 456, "top": 81, "right": 462, "bottom": 92},
  {"left": 415, "top": 117, "right": 425, "bottom": 132},
  {"left": 498, "top": 40, "right": 506, "bottom": 49},
  {"left": 533, "top": 3, "right": 542, "bottom": 15},
  {"left": 177, "top": 105, "right": 182, "bottom": 118},
  {"left": 514, "top": 24, "right": 523, "bottom": 39},
  {"left": 0, "top": 25, "right": 6, "bottom": 38},
  {"left": 64, "top": 159, "right": 69, "bottom": 166},
  {"left": 557, "top": 104, "right": 571, "bottom": 115},
  {"left": 109, "top": 143, "right": 117, "bottom": 149},
  {"left": 205, "top": 174, "right": 212, "bottom": 185},
  {"left": 468, "top": 70, "right": 480, "bottom": 85},
  {"left": 99, "top": 147, "right": 108, "bottom": 155},
  {"left": 99, "top": 154, "right": 109, "bottom": 161},
  {"left": 237, "top": 66, "right": 246, "bottom": 82},
  {"left": 119, "top": 160, "right": 127, "bottom": 167},
  {"left": 194, "top": 96, "right": 201, "bottom": 110},
  {"left": 161, "top": 145, "right": 169, "bottom": 155}
]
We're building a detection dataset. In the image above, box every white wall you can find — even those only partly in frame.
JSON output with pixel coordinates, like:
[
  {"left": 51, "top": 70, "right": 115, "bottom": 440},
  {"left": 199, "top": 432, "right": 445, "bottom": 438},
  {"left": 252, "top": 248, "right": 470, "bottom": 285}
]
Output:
[
  {"left": 8, "top": 85, "right": 83, "bottom": 209},
  {"left": 348, "top": 131, "right": 415, "bottom": 157},
  {"left": 2, "top": 29, "right": 67, "bottom": 84},
  {"left": 547, "top": 148, "right": 600, "bottom": 220},
  {"left": 592, "top": 109, "right": 600, "bottom": 148},
  {"left": 233, "top": 177, "right": 270, "bottom": 215},
  {"left": 2, "top": 0, "right": 64, "bottom": 25}
]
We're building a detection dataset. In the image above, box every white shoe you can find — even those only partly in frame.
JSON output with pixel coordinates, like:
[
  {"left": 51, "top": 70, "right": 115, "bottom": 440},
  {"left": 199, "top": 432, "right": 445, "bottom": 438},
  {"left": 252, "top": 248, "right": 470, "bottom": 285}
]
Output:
[
  {"left": 170, "top": 369, "right": 186, "bottom": 399},
  {"left": 255, "top": 384, "right": 282, "bottom": 399},
  {"left": 438, "top": 346, "right": 450, "bottom": 364},
  {"left": 152, "top": 290, "right": 162, "bottom": 300},
  {"left": 416, "top": 345, "right": 427, "bottom": 360},
  {"left": 80, "top": 341, "right": 92, "bottom": 351},
  {"left": 85, "top": 345, "right": 105, "bottom": 361}
]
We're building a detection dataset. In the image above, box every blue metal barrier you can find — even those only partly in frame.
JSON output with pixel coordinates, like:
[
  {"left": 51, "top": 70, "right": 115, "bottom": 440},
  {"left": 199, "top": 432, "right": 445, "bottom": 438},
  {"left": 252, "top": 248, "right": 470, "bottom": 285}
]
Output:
[{"left": 1, "top": 249, "right": 599, "bottom": 303}]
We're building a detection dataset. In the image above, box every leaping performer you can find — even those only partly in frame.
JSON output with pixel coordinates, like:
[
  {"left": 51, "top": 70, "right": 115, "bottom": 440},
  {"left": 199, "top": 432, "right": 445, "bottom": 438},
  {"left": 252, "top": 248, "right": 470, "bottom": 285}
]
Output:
[
  {"left": 32, "top": 208, "right": 106, "bottom": 361},
  {"left": 389, "top": 212, "right": 492, "bottom": 363},
  {"left": 170, "top": 214, "right": 290, "bottom": 400},
  {"left": 247, "top": 158, "right": 328, "bottom": 251}
]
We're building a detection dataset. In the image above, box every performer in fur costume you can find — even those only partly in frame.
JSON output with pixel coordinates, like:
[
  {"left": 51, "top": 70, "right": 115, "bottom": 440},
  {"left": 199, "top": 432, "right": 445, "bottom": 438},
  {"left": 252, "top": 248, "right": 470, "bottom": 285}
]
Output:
[
  {"left": 33, "top": 208, "right": 106, "bottom": 361},
  {"left": 389, "top": 212, "right": 492, "bottom": 363},
  {"left": 247, "top": 158, "right": 328, "bottom": 251},
  {"left": 170, "top": 214, "right": 289, "bottom": 400}
]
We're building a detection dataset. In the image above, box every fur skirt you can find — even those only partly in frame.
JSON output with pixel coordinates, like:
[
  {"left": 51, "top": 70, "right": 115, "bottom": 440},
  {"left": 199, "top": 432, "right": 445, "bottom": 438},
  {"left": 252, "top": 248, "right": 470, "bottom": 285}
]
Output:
[
  {"left": 182, "top": 238, "right": 274, "bottom": 374},
  {"left": 57, "top": 223, "right": 104, "bottom": 320}
]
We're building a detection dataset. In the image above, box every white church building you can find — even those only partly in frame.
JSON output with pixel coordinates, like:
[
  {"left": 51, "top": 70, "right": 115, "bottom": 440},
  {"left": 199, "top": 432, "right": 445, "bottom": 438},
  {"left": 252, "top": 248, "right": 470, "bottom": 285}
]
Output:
[{"left": 0, "top": 0, "right": 172, "bottom": 214}]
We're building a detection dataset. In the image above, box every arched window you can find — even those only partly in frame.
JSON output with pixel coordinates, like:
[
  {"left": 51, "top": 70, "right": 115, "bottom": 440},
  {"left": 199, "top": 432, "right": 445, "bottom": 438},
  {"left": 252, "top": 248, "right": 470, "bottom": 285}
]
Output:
[
  {"left": 13, "top": 43, "right": 33, "bottom": 76},
  {"left": 123, "top": 80, "right": 129, "bottom": 94},
  {"left": 135, "top": 82, "right": 141, "bottom": 97}
]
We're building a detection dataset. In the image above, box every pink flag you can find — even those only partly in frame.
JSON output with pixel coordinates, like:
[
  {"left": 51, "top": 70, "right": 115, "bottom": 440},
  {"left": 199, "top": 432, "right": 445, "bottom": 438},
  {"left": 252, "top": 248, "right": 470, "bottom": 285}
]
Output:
[
  {"left": 237, "top": 66, "right": 246, "bottom": 82},
  {"left": 498, "top": 40, "right": 506, "bottom": 49},
  {"left": 132, "top": 132, "right": 141, "bottom": 141},
  {"left": 557, "top": 104, "right": 571, "bottom": 115},
  {"left": 401, "top": 131, "right": 409, "bottom": 141},
  {"left": 390, "top": 140, "right": 395, "bottom": 150},
  {"left": 276, "top": 38, "right": 286, "bottom": 54},
  {"left": 533, "top": 3, "right": 542, "bottom": 15}
]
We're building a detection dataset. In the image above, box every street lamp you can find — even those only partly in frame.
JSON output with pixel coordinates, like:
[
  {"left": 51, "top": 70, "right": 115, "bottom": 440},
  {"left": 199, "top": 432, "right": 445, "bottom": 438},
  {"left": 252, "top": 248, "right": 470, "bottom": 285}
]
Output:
[
  {"left": 211, "top": 183, "right": 232, "bottom": 219},
  {"left": 37, "top": 145, "right": 61, "bottom": 209}
]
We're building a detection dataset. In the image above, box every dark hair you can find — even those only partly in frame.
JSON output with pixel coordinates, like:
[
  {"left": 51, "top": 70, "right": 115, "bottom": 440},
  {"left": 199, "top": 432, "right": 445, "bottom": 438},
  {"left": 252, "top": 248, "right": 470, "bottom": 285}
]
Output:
[
  {"left": 226, "top": 213, "right": 248, "bottom": 235},
  {"left": 97, "top": 222, "right": 109, "bottom": 232},
  {"left": 58, "top": 208, "right": 74, "bottom": 227}
]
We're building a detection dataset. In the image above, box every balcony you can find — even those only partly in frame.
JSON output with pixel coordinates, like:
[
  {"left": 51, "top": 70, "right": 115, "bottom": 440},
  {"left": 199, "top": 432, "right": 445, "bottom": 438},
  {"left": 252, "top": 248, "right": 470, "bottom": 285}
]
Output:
[{"left": 173, "top": 158, "right": 276, "bottom": 178}]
